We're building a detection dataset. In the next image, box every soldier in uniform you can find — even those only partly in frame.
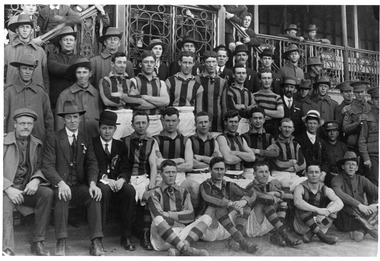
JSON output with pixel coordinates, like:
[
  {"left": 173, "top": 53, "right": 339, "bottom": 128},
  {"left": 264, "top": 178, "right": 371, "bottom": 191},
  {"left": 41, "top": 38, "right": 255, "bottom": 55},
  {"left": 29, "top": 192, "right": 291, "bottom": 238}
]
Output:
[
  {"left": 312, "top": 76, "right": 338, "bottom": 122},
  {"left": 278, "top": 44, "right": 304, "bottom": 84},
  {"left": 334, "top": 81, "right": 354, "bottom": 141}
]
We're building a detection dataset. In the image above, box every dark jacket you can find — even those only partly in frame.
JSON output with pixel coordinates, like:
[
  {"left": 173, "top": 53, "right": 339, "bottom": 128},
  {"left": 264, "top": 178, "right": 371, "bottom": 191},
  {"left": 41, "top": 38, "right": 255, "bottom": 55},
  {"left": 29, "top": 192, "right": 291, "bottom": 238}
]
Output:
[{"left": 295, "top": 132, "right": 324, "bottom": 166}]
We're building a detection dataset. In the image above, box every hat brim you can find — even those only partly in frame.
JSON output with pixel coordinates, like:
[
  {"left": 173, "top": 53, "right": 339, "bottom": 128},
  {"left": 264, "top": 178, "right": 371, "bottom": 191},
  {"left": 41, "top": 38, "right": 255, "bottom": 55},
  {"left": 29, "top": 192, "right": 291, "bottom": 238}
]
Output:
[
  {"left": 57, "top": 110, "right": 86, "bottom": 117},
  {"left": 99, "top": 33, "right": 122, "bottom": 43},
  {"left": 96, "top": 119, "right": 120, "bottom": 126},
  {"left": 283, "top": 49, "right": 300, "bottom": 57},
  {"left": 284, "top": 27, "right": 300, "bottom": 31},
  {"left": 337, "top": 157, "right": 359, "bottom": 167},
  {"left": 234, "top": 49, "right": 249, "bottom": 55},
  {"left": 52, "top": 32, "right": 77, "bottom": 46},
  {"left": 281, "top": 82, "right": 298, "bottom": 87},
  {"left": 313, "top": 81, "right": 331, "bottom": 88},
  {"left": 146, "top": 42, "right": 167, "bottom": 51},
  {"left": 8, "top": 21, "right": 34, "bottom": 33},
  {"left": 214, "top": 45, "right": 232, "bottom": 56},
  {"left": 10, "top": 61, "right": 37, "bottom": 68},
  {"left": 302, "top": 115, "right": 325, "bottom": 126},
  {"left": 178, "top": 39, "right": 197, "bottom": 49},
  {"left": 67, "top": 62, "right": 92, "bottom": 78}
]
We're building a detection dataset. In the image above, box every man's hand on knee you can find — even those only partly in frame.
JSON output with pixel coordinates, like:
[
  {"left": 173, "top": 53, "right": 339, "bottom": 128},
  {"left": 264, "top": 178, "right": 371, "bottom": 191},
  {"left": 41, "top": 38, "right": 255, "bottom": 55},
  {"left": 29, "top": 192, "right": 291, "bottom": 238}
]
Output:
[
  {"left": 57, "top": 181, "right": 71, "bottom": 201},
  {"left": 24, "top": 178, "right": 41, "bottom": 196},
  {"left": 5, "top": 187, "right": 24, "bottom": 205},
  {"left": 89, "top": 182, "right": 102, "bottom": 201}
]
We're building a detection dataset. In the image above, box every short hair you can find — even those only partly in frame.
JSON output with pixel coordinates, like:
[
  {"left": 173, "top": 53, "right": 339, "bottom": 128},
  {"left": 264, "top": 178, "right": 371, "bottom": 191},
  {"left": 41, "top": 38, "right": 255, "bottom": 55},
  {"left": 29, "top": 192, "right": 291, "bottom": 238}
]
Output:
[
  {"left": 179, "top": 51, "right": 195, "bottom": 62},
  {"left": 224, "top": 110, "right": 240, "bottom": 122},
  {"left": 161, "top": 106, "right": 179, "bottom": 118},
  {"left": 160, "top": 159, "right": 177, "bottom": 172},
  {"left": 210, "top": 157, "right": 225, "bottom": 169},
  {"left": 280, "top": 117, "right": 293, "bottom": 126},
  {"left": 306, "top": 163, "right": 321, "bottom": 172},
  {"left": 202, "top": 51, "right": 218, "bottom": 62},
  {"left": 195, "top": 111, "right": 209, "bottom": 123},
  {"left": 140, "top": 50, "right": 156, "bottom": 62},
  {"left": 111, "top": 52, "right": 127, "bottom": 63},
  {"left": 258, "top": 68, "right": 273, "bottom": 79},
  {"left": 245, "top": 13, "right": 253, "bottom": 19},
  {"left": 132, "top": 110, "right": 149, "bottom": 123},
  {"left": 253, "top": 161, "right": 270, "bottom": 172},
  {"left": 248, "top": 106, "right": 266, "bottom": 118},
  {"left": 233, "top": 63, "right": 246, "bottom": 74}
]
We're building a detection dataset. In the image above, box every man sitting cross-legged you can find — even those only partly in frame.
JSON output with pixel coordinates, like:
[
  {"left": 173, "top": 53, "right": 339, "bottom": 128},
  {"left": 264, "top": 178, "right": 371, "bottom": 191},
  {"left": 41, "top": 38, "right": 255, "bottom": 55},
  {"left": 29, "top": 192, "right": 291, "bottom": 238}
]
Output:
[{"left": 148, "top": 160, "right": 211, "bottom": 256}]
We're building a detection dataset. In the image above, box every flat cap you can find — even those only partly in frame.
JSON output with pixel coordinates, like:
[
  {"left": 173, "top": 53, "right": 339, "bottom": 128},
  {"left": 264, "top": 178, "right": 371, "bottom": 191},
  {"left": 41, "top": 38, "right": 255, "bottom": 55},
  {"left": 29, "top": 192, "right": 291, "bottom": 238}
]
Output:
[
  {"left": 13, "top": 108, "right": 38, "bottom": 121},
  {"left": 323, "top": 120, "right": 340, "bottom": 131}
]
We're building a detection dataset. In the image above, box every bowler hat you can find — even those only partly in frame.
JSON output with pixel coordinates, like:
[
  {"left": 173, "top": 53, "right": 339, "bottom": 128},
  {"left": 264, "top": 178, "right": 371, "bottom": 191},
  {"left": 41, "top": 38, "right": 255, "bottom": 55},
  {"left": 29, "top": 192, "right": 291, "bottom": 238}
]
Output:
[
  {"left": 284, "top": 24, "right": 300, "bottom": 31},
  {"left": 298, "top": 79, "right": 312, "bottom": 89},
  {"left": 13, "top": 108, "right": 38, "bottom": 121},
  {"left": 52, "top": 26, "right": 77, "bottom": 46},
  {"left": 97, "top": 111, "right": 120, "bottom": 126},
  {"left": 323, "top": 120, "right": 340, "bottom": 131},
  {"left": 335, "top": 80, "right": 354, "bottom": 92},
  {"left": 10, "top": 53, "right": 38, "bottom": 68},
  {"left": 283, "top": 44, "right": 299, "bottom": 57},
  {"left": 234, "top": 44, "right": 249, "bottom": 55},
  {"left": 99, "top": 27, "right": 122, "bottom": 44},
  {"left": 281, "top": 76, "right": 298, "bottom": 87},
  {"left": 146, "top": 39, "right": 167, "bottom": 52},
  {"left": 213, "top": 44, "right": 232, "bottom": 56},
  {"left": 313, "top": 76, "right": 331, "bottom": 88},
  {"left": 259, "top": 48, "right": 274, "bottom": 58},
  {"left": 306, "top": 24, "right": 318, "bottom": 32},
  {"left": 367, "top": 87, "right": 379, "bottom": 98},
  {"left": 350, "top": 81, "right": 369, "bottom": 92},
  {"left": 8, "top": 14, "right": 34, "bottom": 32},
  {"left": 57, "top": 101, "right": 86, "bottom": 117},
  {"left": 337, "top": 151, "right": 359, "bottom": 166},
  {"left": 302, "top": 110, "right": 325, "bottom": 125},
  {"left": 66, "top": 58, "right": 92, "bottom": 78},
  {"left": 179, "top": 37, "right": 197, "bottom": 49},
  {"left": 306, "top": 56, "right": 323, "bottom": 66}
]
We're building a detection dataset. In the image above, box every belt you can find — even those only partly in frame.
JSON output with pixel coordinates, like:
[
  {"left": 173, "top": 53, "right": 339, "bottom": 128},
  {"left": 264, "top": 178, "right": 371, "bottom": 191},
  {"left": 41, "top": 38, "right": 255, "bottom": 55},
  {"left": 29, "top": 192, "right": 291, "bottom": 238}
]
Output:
[
  {"left": 175, "top": 106, "right": 194, "bottom": 112},
  {"left": 188, "top": 169, "right": 210, "bottom": 174},
  {"left": 224, "top": 174, "right": 245, "bottom": 179}
]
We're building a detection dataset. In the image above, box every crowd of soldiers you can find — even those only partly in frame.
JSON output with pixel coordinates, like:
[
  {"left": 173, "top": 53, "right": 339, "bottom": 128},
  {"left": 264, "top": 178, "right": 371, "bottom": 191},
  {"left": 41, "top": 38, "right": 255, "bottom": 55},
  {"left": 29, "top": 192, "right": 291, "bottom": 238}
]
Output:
[{"left": 3, "top": 4, "right": 379, "bottom": 257}]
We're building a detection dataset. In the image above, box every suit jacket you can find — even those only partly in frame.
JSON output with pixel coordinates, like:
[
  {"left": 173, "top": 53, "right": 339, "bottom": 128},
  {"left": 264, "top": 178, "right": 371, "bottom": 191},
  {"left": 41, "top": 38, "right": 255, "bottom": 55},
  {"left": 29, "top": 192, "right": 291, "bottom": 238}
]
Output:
[
  {"left": 42, "top": 128, "right": 99, "bottom": 187},
  {"left": 218, "top": 67, "right": 233, "bottom": 83},
  {"left": 92, "top": 136, "right": 129, "bottom": 181},
  {"left": 295, "top": 132, "right": 324, "bottom": 166},
  {"left": 282, "top": 96, "right": 302, "bottom": 135}
]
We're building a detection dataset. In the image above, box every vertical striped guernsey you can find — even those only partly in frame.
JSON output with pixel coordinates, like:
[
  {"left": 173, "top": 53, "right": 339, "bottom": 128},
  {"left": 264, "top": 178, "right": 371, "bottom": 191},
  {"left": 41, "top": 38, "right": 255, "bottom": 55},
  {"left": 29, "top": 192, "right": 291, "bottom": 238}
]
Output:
[
  {"left": 154, "top": 131, "right": 187, "bottom": 159},
  {"left": 226, "top": 83, "right": 255, "bottom": 114},
  {"left": 166, "top": 73, "right": 203, "bottom": 108},
  {"left": 222, "top": 132, "right": 245, "bottom": 171},
  {"left": 189, "top": 133, "right": 215, "bottom": 157},
  {"left": 134, "top": 74, "right": 162, "bottom": 115}
]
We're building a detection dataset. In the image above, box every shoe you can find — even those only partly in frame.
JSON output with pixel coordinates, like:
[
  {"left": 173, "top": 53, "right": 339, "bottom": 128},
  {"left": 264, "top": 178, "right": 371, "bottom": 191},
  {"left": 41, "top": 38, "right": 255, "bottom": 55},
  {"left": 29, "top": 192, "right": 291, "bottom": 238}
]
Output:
[
  {"left": 316, "top": 230, "right": 338, "bottom": 245},
  {"left": 279, "top": 228, "right": 302, "bottom": 246},
  {"left": 2, "top": 249, "right": 15, "bottom": 256},
  {"left": 55, "top": 239, "right": 66, "bottom": 256},
  {"left": 233, "top": 232, "right": 259, "bottom": 254},
  {"left": 302, "top": 231, "right": 314, "bottom": 243},
  {"left": 228, "top": 238, "right": 241, "bottom": 251},
  {"left": 270, "top": 232, "right": 286, "bottom": 247},
  {"left": 89, "top": 238, "right": 105, "bottom": 256},
  {"left": 31, "top": 241, "right": 50, "bottom": 256},
  {"left": 349, "top": 230, "right": 365, "bottom": 242},
  {"left": 121, "top": 237, "right": 136, "bottom": 251},
  {"left": 140, "top": 230, "right": 153, "bottom": 251},
  {"left": 180, "top": 245, "right": 209, "bottom": 256},
  {"left": 168, "top": 248, "right": 180, "bottom": 256}
]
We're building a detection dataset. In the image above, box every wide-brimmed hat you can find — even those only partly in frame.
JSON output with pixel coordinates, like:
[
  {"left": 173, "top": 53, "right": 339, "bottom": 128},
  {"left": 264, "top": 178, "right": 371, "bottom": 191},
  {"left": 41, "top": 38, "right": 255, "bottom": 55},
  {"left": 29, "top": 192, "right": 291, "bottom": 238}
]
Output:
[
  {"left": 213, "top": 44, "right": 232, "bottom": 56},
  {"left": 350, "top": 81, "right": 370, "bottom": 92},
  {"left": 298, "top": 79, "right": 312, "bottom": 89},
  {"left": 281, "top": 76, "right": 298, "bottom": 87},
  {"left": 323, "top": 120, "right": 340, "bottom": 131},
  {"left": 52, "top": 26, "right": 77, "bottom": 46},
  {"left": 367, "top": 87, "right": 379, "bottom": 98},
  {"left": 284, "top": 24, "right": 300, "bottom": 31},
  {"left": 335, "top": 80, "right": 354, "bottom": 92},
  {"left": 146, "top": 39, "right": 167, "bottom": 52},
  {"left": 234, "top": 44, "right": 249, "bottom": 55},
  {"left": 66, "top": 58, "right": 92, "bottom": 78},
  {"left": 96, "top": 111, "right": 119, "bottom": 126},
  {"left": 178, "top": 37, "right": 197, "bottom": 50},
  {"left": 259, "top": 48, "right": 274, "bottom": 58},
  {"left": 57, "top": 101, "right": 86, "bottom": 117},
  {"left": 306, "top": 24, "right": 318, "bottom": 32},
  {"left": 99, "top": 27, "right": 122, "bottom": 44},
  {"left": 302, "top": 110, "right": 325, "bottom": 125},
  {"left": 313, "top": 76, "right": 331, "bottom": 88},
  {"left": 307, "top": 56, "right": 322, "bottom": 66},
  {"left": 283, "top": 44, "right": 299, "bottom": 57},
  {"left": 10, "top": 53, "right": 38, "bottom": 68},
  {"left": 8, "top": 14, "right": 34, "bottom": 32},
  {"left": 337, "top": 151, "right": 360, "bottom": 166},
  {"left": 13, "top": 108, "right": 38, "bottom": 121}
]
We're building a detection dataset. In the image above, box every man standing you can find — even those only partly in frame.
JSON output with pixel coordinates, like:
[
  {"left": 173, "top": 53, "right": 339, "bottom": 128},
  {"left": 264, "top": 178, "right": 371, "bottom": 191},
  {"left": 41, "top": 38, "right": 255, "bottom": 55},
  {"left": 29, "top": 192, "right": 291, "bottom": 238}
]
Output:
[
  {"left": 296, "top": 79, "right": 318, "bottom": 119},
  {"left": 278, "top": 44, "right": 304, "bottom": 83},
  {"left": 42, "top": 102, "right": 104, "bottom": 256},
  {"left": 4, "top": 54, "right": 54, "bottom": 142},
  {"left": 214, "top": 44, "right": 233, "bottom": 82},
  {"left": 304, "top": 24, "right": 331, "bottom": 44},
  {"left": 148, "top": 160, "right": 211, "bottom": 256},
  {"left": 281, "top": 76, "right": 302, "bottom": 135},
  {"left": 282, "top": 24, "right": 304, "bottom": 42},
  {"left": 93, "top": 111, "right": 136, "bottom": 251},
  {"left": 233, "top": 44, "right": 260, "bottom": 93},
  {"left": 304, "top": 57, "right": 323, "bottom": 86},
  {"left": 334, "top": 81, "right": 354, "bottom": 137},
  {"left": 258, "top": 48, "right": 281, "bottom": 94},
  {"left": 3, "top": 109, "right": 53, "bottom": 256},
  {"left": 169, "top": 37, "right": 202, "bottom": 76},
  {"left": 56, "top": 58, "right": 102, "bottom": 138},
  {"left": 312, "top": 76, "right": 338, "bottom": 122},
  {"left": 90, "top": 27, "right": 134, "bottom": 89},
  {"left": 232, "top": 13, "right": 261, "bottom": 50},
  {"left": 146, "top": 39, "right": 169, "bottom": 81}
]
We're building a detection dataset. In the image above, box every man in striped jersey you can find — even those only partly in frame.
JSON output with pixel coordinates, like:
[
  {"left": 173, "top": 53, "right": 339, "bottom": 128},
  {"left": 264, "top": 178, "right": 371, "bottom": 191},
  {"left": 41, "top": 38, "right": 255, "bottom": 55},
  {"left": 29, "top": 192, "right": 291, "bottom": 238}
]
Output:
[
  {"left": 195, "top": 51, "right": 228, "bottom": 135},
  {"left": 148, "top": 160, "right": 211, "bottom": 256},
  {"left": 131, "top": 51, "right": 170, "bottom": 137},
  {"left": 217, "top": 110, "right": 255, "bottom": 188},
  {"left": 253, "top": 68, "right": 284, "bottom": 138},
  {"left": 166, "top": 51, "right": 204, "bottom": 136},
  {"left": 225, "top": 63, "right": 256, "bottom": 134},
  {"left": 265, "top": 118, "right": 307, "bottom": 191},
  {"left": 123, "top": 111, "right": 159, "bottom": 250}
]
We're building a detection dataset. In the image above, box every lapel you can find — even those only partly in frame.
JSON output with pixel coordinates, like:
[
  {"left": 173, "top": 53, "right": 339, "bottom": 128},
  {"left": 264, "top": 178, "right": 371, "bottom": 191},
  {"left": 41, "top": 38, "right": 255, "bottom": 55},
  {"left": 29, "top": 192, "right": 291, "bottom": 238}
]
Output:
[
  {"left": 76, "top": 131, "right": 86, "bottom": 162},
  {"left": 110, "top": 139, "right": 117, "bottom": 157},
  {"left": 58, "top": 129, "right": 71, "bottom": 164}
]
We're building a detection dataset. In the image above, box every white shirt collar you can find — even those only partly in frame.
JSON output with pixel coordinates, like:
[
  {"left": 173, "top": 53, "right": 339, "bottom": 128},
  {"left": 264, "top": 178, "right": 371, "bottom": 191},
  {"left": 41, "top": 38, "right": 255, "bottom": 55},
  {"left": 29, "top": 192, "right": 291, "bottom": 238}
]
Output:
[
  {"left": 100, "top": 137, "right": 112, "bottom": 151},
  {"left": 218, "top": 65, "right": 225, "bottom": 71},
  {"left": 65, "top": 128, "right": 78, "bottom": 138},
  {"left": 306, "top": 131, "right": 316, "bottom": 144},
  {"left": 283, "top": 96, "right": 293, "bottom": 107}
]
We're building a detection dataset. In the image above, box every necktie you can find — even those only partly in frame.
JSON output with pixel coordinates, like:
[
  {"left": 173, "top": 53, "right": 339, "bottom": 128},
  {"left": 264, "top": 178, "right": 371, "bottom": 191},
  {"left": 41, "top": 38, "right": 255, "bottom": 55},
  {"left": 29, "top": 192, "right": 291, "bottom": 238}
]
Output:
[
  {"left": 105, "top": 143, "right": 111, "bottom": 157},
  {"left": 71, "top": 134, "right": 77, "bottom": 166},
  {"left": 218, "top": 67, "right": 222, "bottom": 75},
  {"left": 167, "top": 186, "right": 174, "bottom": 197},
  {"left": 288, "top": 99, "right": 292, "bottom": 108}
]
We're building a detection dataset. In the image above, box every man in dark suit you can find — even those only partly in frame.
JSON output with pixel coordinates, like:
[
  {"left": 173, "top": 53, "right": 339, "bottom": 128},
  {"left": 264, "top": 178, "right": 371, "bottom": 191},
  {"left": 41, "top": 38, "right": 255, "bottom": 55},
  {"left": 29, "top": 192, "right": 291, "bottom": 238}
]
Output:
[
  {"left": 281, "top": 76, "right": 302, "bottom": 135},
  {"left": 233, "top": 44, "right": 260, "bottom": 93},
  {"left": 42, "top": 101, "right": 104, "bottom": 256},
  {"left": 214, "top": 44, "right": 233, "bottom": 83},
  {"left": 92, "top": 111, "right": 136, "bottom": 251}
]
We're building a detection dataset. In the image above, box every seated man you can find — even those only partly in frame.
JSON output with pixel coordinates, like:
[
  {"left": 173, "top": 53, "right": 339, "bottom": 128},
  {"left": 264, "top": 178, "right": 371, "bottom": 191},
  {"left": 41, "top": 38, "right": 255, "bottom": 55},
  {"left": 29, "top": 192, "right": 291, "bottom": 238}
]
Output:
[
  {"left": 148, "top": 160, "right": 211, "bottom": 256},
  {"left": 199, "top": 157, "right": 259, "bottom": 254},
  {"left": 331, "top": 151, "right": 378, "bottom": 242},
  {"left": 244, "top": 162, "right": 301, "bottom": 246},
  {"left": 3, "top": 109, "right": 53, "bottom": 256},
  {"left": 293, "top": 164, "right": 343, "bottom": 245},
  {"left": 92, "top": 111, "right": 136, "bottom": 251},
  {"left": 266, "top": 118, "right": 307, "bottom": 191},
  {"left": 217, "top": 110, "right": 256, "bottom": 188}
]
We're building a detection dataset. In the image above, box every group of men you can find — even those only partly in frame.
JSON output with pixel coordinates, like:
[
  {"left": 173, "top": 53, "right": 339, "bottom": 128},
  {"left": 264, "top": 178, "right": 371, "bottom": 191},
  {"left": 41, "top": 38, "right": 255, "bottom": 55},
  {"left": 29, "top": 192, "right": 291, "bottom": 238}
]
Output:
[{"left": 3, "top": 4, "right": 379, "bottom": 257}]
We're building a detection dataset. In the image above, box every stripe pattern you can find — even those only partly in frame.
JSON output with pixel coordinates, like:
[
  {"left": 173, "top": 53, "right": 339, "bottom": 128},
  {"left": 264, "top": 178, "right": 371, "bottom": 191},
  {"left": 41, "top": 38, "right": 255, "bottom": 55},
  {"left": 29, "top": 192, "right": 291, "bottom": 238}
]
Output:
[
  {"left": 253, "top": 90, "right": 283, "bottom": 111},
  {"left": 154, "top": 132, "right": 187, "bottom": 159},
  {"left": 134, "top": 74, "right": 162, "bottom": 115},
  {"left": 223, "top": 133, "right": 245, "bottom": 171},
  {"left": 124, "top": 135, "right": 155, "bottom": 176},
  {"left": 166, "top": 74, "right": 203, "bottom": 108},
  {"left": 189, "top": 134, "right": 215, "bottom": 157}
]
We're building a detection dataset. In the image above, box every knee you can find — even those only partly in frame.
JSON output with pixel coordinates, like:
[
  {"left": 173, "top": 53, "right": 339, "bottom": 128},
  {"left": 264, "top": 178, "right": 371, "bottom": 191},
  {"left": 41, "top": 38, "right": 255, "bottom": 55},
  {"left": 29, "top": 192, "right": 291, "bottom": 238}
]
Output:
[
  {"left": 152, "top": 215, "right": 165, "bottom": 226},
  {"left": 200, "top": 214, "right": 212, "bottom": 226},
  {"left": 41, "top": 187, "right": 54, "bottom": 201},
  {"left": 122, "top": 183, "right": 136, "bottom": 197}
]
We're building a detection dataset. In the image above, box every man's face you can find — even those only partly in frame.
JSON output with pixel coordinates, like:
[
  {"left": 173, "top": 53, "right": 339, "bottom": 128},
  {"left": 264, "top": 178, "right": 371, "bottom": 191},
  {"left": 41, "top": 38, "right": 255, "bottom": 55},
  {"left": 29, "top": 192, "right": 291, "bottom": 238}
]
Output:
[
  {"left": 162, "top": 114, "right": 180, "bottom": 133},
  {"left": 235, "top": 52, "right": 248, "bottom": 64},
  {"left": 318, "top": 83, "right": 329, "bottom": 96},
  {"left": 243, "top": 16, "right": 252, "bottom": 28},
  {"left": 308, "top": 30, "right": 317, "bottom": 39},
  {"left": 327, "top": 129, "right": 339, "bottom": 142},
  {"left": 287, "top": 29, "right": 298, "bottom": 36},
  {"left": 14, "top": 116, "right": 34, "bottom": 138},
  {"left": 306, "top": 165, "right": 322, "bottom": 184},
  {"left": 342, "top": 160, "right": 358, "bottom": 177},
  {"left": 217, "top": 50, "right": 229, "bottom": 67},
  {"left": 63, "top": 113, "right": 81, "bottom": 132},
  {"left": 280, "top": 121, "right": 294, "bottom": 138},
  {"left": 19, "top": 65, "right": 34, "bottom": 82},
  {"left": 233, "top": 67, "right": 247, "bottom": 84},
  {"left": 260, "top": 72, "right": 273, "bottom": 89},
  {"left": 204, "top": 57, "right": 217, "bottom": 74},
  {"left": 99, "top": 124, "right": 116, "bottom": 142},
  {"left": 210, "top": 162, "right": 225, "bottom": 182},
  {"left": 16, "top": 24, "right": 33, "bottom": 40},
  {"left": 306, "top": 118, "right": 319, "bottom": 134},
  {"left": 179, "top": 56, "right": 194, "bottom": 75},
  {"left": 104, "top": 36, "right": 121, "bottom": 53},
  {"left": 373, "top": 97, "right": 379, "bottom": 108},
  {"left": 299, "top": 88, "right": 310, "bottom": 98},
  {"left": 151, "top": 45, "right": 163, "bottom": 58},
  {"left": 22, "top": 4, "right": 37, "bottom": 15},
  {"left": 250, "top": 112, "right": 265, "bottom": 130},
  {"left": 140, "top": 56, "right": 155, "bottom": 75},
  {"left": 342, "top": 89, "right": 354, "bottom": 102},
  {"left": 182, "top": 42, "right": 196, "bottom": 52},
  {"left": 112, "top": 56, "right": 127, "bottom": 75},
  {"left": 225, "top": 116, "right": 239, "bottom": 133},
  {"left": 283, "top": 84, "right": 296, "bottom": 98},
  {"left": 255, "top": 165, "right": 270, "bottom": 185},
  {"left": 75, "top": 67, "right": 91, "bottom": 87},
  {"left": 161, "top": 165, "right": 177, "bottom": 186},
  {"left": 132, "top": 115, "right": 149, "bottom": 136},
  {"left": 195, "top": 115, "right": 210, "bottom": 135},
  {"left": 354, "top": 90, "right": 366, "bottom": 101},
  {"left": 60, "top": 35, "right": 76, "bottom": 52},
  {"left": 288, "top": 51, "right": 300, "bottom": 63},
  {"left": 261, "top": 56, "right": 273, "bottom": 68}
]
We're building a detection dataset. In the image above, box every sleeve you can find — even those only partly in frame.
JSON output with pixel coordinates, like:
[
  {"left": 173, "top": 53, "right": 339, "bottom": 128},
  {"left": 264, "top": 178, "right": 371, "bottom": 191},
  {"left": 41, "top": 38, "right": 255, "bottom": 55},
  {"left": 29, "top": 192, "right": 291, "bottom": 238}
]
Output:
[
  {"left": 167, "top": 189, "right": 195, "bottom": 224},
  {"left": 126, "top": 61, "right": 135, "bottom": 78},
  {"left": 342, "top": 111, "right": 360, "bottom": 135},
  {"left": 229, "top": 6, "right": 247, "bottom": 26},
  {"left": 200, "top": 182, "right": 230, "bottom": 208},
  {"left": 363, "top": 177, "right": 378, "bottom": 201},
  {"left": 265, "top": 143, "right": 280, "bottom": 158},
  {"left": 117, "top": 144, "right": 131, "bottom": 183},
  {"left": 246, "top": 29, "right": 261, "bottom": 48},
  {"left": 230, "top": 183, "right": 256, "bottom": 205},
  {"left": 3, "top": 89, "right": 10, "bottom": 133},
  {"left": 226, "top": 89, "right": 238, "bottom": 111},
  {"left": 294, "top": 144, "right": 306, "bottom": 172},
  {"left": 30, "top": 143, "right": 49, "bottom": 185},
  {"left": 148, "top": 190, "right": 175, "bottom": 226},
  {"left": 358, "top": 120, "right": 370, "bottom": 162},
  {"left": 43, "top": 93, "right": 55, "bottom": 141},
  {"left": 99, "top": 77, "right": 122, "bottom": 106},
  {"left": 41, "top": 51, "right": 50, "bottom": 94},
  {"left": 331, "top": 176, "right": 361, "bottom": 207},
  {"left": 41, "top": 135, "right": 63, "bottom": 187},
  {"left": 47, "top": 55, "right": 70, "bottom": 76},
  {"left": 84, "top": 139, "right": 100, "bottom": 185}
]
